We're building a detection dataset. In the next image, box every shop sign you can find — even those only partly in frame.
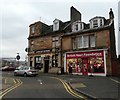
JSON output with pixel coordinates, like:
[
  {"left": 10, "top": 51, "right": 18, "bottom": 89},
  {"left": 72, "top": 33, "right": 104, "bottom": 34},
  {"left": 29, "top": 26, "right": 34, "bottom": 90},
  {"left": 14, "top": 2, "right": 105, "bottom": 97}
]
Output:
[
  {"left": 66, "top": 51, "right": 103, "bottom": 58},
  {"left": 35, "top": 49, "right": 52, "bottom": 53}
]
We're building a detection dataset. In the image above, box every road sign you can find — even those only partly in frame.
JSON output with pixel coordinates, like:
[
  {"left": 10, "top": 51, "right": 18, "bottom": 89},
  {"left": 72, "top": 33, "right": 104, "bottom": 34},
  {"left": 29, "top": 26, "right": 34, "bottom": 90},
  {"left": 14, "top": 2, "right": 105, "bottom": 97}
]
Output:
[{"left": 16, "top": 55, "right": 20, "bottom": 60}]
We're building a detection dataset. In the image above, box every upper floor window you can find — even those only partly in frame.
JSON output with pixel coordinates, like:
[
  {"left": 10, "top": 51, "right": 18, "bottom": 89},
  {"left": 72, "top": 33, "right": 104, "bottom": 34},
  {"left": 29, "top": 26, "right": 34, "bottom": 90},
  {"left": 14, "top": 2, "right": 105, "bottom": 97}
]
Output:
[
  {"left": 31, "top": 27, "right": 35, "bottom": 33},
  {"left": 89, "top": 17, "right": 104, "bottom": 28},
  {"left": 31, "top": 40, "right": 34, "bottom": 45},
  {"left": 52, "top": 36, "right": 59, "bottom": 49},
  {"left": 77, "top": 36, "right": 82, "bottom": 48},
  {"left": 72, "top": 34, "right": 95, "bottom": 49},
  {"left": 53, "top": 19, "right": 60, "bottom": 31},
  {"left": 93, "top": 20, "right": 98, "bottom": 28},
  {"left": 75, "top": 24, "right": 78, "bottom": 31},
  {"left": 72, "top": 20, "right": 84, "bottom": 32},
  {"left": 90, "top": 34, "right": 95, "bottom": 47},
  {"left": 73, "top": 38, "right": 77, "bottom": 49},
  {"left": 100, "top": 19, "right": 103, "bottom": 26},
  {"left": 83, "top": 35, "right": 89, "bottom": 48}
]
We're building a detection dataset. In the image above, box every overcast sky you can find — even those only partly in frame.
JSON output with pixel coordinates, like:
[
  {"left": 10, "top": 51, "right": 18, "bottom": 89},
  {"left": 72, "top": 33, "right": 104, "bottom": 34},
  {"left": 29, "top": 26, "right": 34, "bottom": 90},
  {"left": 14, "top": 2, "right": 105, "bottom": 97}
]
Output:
[{"left": 1, "top": 0, "right": 119, "bottom": 61}]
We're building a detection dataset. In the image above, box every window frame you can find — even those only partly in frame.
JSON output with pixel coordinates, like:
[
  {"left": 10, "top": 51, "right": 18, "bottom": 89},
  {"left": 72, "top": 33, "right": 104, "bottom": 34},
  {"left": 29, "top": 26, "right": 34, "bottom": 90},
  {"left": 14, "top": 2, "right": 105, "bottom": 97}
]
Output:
[
  {"left": 72, "top": 34, "right": 95, "bottom": 50},
  {"left": 90, "top": 34, "right": 95, "bottom": 47},
  {"left": 31, "top": 27, "right": 35, "bottom": 33},
  {"left": 83, "top": 35, "right": 89, "bottom": 48},
  {"left": 77, "top": 36, "right": 83, "bottom": 48}
]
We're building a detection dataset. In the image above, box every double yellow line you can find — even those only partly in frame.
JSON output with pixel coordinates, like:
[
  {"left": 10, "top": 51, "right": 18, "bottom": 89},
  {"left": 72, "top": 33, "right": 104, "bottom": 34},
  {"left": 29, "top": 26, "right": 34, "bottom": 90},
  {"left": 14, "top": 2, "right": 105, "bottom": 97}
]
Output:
[
  {"left": 51, "top": 77, "right": 86, "bottom": 100},
  {"left": 0, "top": 78, "right": 22, "bottom": 99}
]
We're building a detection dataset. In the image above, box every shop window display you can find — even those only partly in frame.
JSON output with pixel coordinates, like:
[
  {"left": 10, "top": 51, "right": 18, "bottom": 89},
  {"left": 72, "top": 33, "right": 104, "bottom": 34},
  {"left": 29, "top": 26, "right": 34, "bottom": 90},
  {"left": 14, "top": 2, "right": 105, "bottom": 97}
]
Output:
[
  {"left": 89, "top": 57, "right": 104, "bottom": 73},
  {"left": 67, "top": 58, "right": 83, "bottom": 73},
  {"left": 67, "top": 59, "right": 77, "bottom": 73}
]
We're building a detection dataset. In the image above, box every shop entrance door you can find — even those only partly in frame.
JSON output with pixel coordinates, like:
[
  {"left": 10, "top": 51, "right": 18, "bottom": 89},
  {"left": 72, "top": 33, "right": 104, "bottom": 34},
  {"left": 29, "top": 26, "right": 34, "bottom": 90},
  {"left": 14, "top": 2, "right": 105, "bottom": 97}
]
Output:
[
  {"left": 44, "top": 56, "right": 49, "bottom": 73},
  {"left": 82, "top": 58, "right": 88, "bottom": 75}
]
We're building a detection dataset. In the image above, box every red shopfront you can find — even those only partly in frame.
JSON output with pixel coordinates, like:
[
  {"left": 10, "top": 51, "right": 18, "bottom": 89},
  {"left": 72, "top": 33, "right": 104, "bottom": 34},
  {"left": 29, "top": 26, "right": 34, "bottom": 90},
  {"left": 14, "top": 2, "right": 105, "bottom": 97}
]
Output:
[{"left": 66, "top": 50, "right": 106, "bottom": 76}]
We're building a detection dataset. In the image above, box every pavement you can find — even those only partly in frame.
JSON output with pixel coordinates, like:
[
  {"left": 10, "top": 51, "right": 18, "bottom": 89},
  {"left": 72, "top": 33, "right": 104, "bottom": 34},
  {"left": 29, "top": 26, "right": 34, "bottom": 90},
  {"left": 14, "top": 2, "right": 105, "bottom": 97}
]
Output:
[{"left": 62, "top": 75, "right": 120, "bottom": 100}]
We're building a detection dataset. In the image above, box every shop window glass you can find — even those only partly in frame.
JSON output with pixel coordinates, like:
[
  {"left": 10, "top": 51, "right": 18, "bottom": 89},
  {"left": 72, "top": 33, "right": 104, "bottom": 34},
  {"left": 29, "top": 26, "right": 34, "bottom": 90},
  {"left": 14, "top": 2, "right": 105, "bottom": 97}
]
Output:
[
  {"left": 77, "top": 58, "right": 82, "bottom": 73},
  {"left": 67, "top": 58, "right": 77, "bottom": 73},
  {"left": 89, "top": 57, "right": 104, "bottom": 73}
]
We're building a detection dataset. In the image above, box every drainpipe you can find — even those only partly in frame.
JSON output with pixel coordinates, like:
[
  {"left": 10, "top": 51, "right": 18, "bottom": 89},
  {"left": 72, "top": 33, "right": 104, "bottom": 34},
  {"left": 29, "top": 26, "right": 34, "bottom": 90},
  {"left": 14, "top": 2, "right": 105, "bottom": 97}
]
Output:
[{"left": 60, "top": 36, "right": 64, "bottom": 74}]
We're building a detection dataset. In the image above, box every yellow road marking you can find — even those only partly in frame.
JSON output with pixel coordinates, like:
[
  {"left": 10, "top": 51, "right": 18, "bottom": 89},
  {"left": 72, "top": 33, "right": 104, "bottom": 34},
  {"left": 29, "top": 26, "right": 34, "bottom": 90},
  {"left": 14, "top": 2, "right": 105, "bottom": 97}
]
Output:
[
  {"left": 0, "top": 78, "right": 22, "bottom": 99},
  {"left": 51, "top": 77, "right": 86, "bottom": 100},
  {"left": 13, "top": 79, "right": 17, "bottom": 84}
]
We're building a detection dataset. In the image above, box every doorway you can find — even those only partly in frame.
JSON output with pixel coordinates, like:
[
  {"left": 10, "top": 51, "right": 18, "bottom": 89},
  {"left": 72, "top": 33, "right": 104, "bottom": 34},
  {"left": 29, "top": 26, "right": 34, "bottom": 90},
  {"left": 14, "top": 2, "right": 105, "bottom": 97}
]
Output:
[
  {"left": 82, "top": 58, "right": 88, "bottom": 75},
  {"left": 44, "top": 56, "right": 49, "bottom": 73}
]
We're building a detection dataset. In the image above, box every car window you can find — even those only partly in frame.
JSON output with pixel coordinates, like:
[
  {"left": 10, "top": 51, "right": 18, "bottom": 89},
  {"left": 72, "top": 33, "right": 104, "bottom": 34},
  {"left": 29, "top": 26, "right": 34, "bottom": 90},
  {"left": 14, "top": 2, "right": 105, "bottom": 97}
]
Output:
[
  {"left": 30, "top": 67, "right": 35, "bottom": 70},
  {"left": 24, "top": 67, "right": 29, "bottom": 70},
  {"left": 19, "top": 67, "right": 24, "bottom": 70}
]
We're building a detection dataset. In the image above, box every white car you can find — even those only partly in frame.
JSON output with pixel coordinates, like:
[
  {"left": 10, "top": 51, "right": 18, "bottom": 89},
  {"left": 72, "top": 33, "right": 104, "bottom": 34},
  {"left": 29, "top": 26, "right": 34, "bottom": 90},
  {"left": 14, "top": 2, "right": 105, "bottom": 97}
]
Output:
[{"left": 14, "top": 66, "right": 38, "bottom": 77}]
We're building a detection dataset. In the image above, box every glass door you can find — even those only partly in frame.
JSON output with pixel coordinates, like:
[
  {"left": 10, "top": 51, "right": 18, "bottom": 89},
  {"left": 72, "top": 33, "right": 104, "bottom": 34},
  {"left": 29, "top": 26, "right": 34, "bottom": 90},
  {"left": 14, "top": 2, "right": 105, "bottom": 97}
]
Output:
[{"left": 82, "top": 58, "right": 88, "bottom": 75}]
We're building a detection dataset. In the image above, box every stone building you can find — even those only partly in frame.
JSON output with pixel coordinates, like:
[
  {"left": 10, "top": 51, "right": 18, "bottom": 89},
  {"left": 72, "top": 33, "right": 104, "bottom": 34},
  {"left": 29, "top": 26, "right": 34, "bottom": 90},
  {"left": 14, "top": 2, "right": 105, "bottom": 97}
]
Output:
[{"left": 27, "top": 6, "right": 117, "bottom": 76}]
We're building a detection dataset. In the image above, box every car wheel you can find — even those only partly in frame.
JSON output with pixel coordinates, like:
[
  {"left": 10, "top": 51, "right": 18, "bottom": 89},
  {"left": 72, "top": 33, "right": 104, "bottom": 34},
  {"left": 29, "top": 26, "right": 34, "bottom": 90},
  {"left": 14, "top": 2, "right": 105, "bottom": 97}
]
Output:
[{"left": 24, "top": 73, "right": 27, "bottom": 77}]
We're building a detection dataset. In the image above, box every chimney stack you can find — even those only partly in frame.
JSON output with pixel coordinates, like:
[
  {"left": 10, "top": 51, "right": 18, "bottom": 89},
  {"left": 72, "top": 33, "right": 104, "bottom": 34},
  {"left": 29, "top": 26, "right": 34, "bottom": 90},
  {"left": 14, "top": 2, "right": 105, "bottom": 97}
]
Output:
[{"left": 70, "top": 6, "right": 81, "bottom": 23}]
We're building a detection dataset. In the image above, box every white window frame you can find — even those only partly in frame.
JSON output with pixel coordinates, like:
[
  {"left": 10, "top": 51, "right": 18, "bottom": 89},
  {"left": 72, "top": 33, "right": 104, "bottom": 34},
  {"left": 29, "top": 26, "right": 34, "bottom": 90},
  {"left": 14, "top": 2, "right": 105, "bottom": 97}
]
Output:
[
  {"left": 72, "top": 21, "right": 84, "bottom": 32},
  {"left": 53, "top": 19, "right": 59, "bottom": 31},
  {"left": 90, "top": 34, "right": 95, "bottom": 47},
  {"left": 90, "top": 17, "right": 104, "bottom": 28},
  {"left": 93, "top": 19, "right": 98, "bottom": 28},
  {"left": 83, "top": 35, "right": 89, "bottom": 48},
  {"left": 31, "top": 27, "right": 35, "bottom": 33},
  {"left": 77, "top": 36, "right": 83, "bottom": 48},
  {"left": 73, "top": 38, "right": 77, "bottom": 49}
]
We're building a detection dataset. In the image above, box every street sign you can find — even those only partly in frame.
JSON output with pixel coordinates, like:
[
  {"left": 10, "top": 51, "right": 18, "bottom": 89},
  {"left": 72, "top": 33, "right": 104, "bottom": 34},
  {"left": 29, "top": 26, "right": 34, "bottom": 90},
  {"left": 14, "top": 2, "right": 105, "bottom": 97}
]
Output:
[{"left": 16, "top": 55, "right": 20, "bottom": 60}]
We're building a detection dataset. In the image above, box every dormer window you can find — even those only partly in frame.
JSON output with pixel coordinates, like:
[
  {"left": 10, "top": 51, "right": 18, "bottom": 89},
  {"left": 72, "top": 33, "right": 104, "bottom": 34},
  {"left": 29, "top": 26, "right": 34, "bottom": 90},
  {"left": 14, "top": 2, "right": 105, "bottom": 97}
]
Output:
[
  {"left": 53, "top": 19, "right": 60, "bottom": 31},
  {"left": 75, "top": 24, "right": 78, "bottom": 30},
  {"left": 72, "top": 20, "right": 84, "bottom": 32},
  {"left": 93, "top": 19, "right": 98, "bottom": 28},
  {"left": 89, "top": 17, "right": 104, "bottom": 28}
]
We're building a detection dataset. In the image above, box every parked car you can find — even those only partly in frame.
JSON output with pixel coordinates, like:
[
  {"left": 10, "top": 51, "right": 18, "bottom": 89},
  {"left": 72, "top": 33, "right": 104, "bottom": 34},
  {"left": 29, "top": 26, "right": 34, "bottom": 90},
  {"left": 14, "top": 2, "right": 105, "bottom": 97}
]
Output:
[
  {"left": 1, "top": 66, "right": 15, "bottom": 71},
  {"left": 14, "top": 66, "right": 38, "bottom": 77}
]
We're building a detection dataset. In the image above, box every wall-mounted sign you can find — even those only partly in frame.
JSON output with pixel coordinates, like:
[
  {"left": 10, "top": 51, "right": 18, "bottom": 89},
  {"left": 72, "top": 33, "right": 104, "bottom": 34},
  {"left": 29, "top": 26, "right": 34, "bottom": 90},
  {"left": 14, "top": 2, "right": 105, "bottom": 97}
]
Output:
[
  {"left": 66, "top": 50, "right": 104, "bottom": 58},
  {"left": 35, "top": 49, "right": 52, "bottom": 53}
]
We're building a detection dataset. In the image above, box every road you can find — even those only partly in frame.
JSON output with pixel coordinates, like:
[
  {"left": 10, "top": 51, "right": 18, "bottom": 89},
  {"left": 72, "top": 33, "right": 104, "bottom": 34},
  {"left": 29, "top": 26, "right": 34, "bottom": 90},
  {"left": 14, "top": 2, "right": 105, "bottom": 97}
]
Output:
[{"left": 1, "top": 72, "right": 87, "bottom": 99}]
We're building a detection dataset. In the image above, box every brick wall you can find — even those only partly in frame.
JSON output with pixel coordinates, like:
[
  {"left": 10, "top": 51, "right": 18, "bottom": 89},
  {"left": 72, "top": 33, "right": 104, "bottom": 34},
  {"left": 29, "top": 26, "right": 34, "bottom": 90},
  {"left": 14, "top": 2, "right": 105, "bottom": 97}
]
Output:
[
  {"left": 62, "top": 36, "right": 72, "bottom": 51},
  {"left": 33, "top": 36, "right": 52, "bottom": 51},
  {"left": 62, "top": 29, "right": 110, "bottom": 51},
  {"left": 29, "top": 21, "right": 41, "bottom": 36},
  {"left": 96, "top": 30, "right": 110, "bottom": 47}
]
